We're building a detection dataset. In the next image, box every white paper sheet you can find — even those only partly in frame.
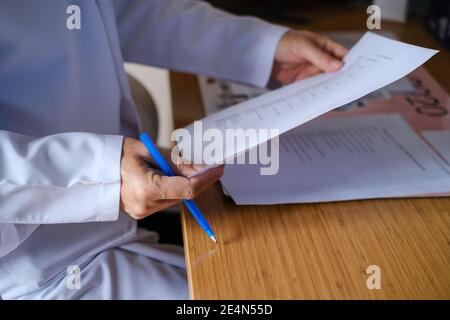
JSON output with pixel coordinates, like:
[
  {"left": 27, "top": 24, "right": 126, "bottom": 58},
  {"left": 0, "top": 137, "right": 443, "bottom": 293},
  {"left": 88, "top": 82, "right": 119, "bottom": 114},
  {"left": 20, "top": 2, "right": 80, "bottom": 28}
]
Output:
[
  {"left": 198, "top": 31, "right": 415, "bottom": 116},
  {"left": 221, "top": 114, "right": 450, "bottom": 204},
  {"left": 198, "top": 75, "right": 414, "bottom": 115},
  {"left": 178, "top": 32, "right": 437, "bottom": 164},
  {"left": 198, "top": 77, "right": 268, "bottom": 116},
  {"left": 422, "top": 131, "right": 450, "bottom": 165}
]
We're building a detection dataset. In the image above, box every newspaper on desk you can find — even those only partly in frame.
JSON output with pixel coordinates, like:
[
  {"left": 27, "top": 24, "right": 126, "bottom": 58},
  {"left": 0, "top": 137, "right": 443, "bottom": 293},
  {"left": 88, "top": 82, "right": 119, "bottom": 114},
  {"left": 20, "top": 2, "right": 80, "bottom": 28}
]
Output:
[{"left": 191, "top": 32, "right": 450, "bottom": 204}]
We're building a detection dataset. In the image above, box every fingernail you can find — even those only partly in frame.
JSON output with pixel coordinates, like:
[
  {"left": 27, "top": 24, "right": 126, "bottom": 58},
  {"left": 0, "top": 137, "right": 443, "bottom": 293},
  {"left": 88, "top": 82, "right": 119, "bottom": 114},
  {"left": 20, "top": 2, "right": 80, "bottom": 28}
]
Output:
[{"left": 330, "top": 60, "right": 342, "bottom": 69}]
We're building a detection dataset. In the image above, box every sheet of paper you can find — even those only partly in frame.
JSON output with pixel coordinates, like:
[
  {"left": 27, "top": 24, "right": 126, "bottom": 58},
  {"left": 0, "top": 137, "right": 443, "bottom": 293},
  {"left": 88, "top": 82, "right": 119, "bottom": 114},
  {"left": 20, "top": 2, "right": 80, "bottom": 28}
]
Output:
[
  {"left": 198, "top": 31, "right": 415, "bottom": 116},
  {"left": 178, "top": 32, "right": 437, "bottom": 163},
  {"left": 198, "top": 77, "right": 268, "bottom": 116},
  {"left": 422, "top": 131, "right": 450, "bottom": 164},
  {"left": 198, "top": 75, "right": 414, "bottom": 115},
  {"left": 220, "top": 114, "right": 450, "bottom": 204}
]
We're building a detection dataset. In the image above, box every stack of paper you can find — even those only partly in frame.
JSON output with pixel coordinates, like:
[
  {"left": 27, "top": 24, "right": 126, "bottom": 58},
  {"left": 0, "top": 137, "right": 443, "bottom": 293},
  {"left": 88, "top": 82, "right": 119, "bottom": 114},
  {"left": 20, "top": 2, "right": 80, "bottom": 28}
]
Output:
[{"left": 221, "top": 114, "right": 450, "bottom": 204}]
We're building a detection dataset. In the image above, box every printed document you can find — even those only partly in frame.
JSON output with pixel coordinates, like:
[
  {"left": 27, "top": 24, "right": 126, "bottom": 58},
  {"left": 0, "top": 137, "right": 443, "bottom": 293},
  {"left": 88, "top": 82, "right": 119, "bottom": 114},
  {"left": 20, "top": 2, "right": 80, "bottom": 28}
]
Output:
[{"left": 221, "top": 114, "right": 450, "bottom": 204}]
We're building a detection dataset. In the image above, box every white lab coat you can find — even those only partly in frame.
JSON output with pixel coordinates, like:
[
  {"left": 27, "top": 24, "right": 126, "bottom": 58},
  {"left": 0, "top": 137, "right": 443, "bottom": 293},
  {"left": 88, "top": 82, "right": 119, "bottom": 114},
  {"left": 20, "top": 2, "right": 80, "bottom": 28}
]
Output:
[{"left": 0, "top": 0, "right": 287, "bottom": 299}]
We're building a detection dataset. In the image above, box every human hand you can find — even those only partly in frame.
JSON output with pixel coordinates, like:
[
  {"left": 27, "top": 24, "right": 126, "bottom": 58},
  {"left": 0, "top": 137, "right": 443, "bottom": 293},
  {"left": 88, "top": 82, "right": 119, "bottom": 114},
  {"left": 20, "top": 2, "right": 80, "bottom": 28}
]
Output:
[
  {"left": 272, "top": 30, "right": 348, "bottom": 84},
  {"left": 119, "top": 137, "right": 224, "bottom": 219}
]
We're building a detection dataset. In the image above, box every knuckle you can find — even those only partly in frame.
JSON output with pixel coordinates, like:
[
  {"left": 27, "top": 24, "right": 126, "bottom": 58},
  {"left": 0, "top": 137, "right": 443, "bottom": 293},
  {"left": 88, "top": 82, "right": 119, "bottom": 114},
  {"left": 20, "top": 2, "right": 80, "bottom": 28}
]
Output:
[
  {"left": 324, "top": 53, "right": 334, "bottom": 61},
  {"left": 159, "top": 191, "right": 168, "bottom": 200},
  {"left": 152, "top": 176, "right": 164, "bottom": 191},
  {"left": 296, "top": 37, "right": 309, "bottom": 47},
  {"left": 138, "top": 203, "right": 150, "bottom": 214},
  {"left": 184, "top": 185, "right": 197, "bottom": 200},
  {"left": 135, "top": 188, "right": 149, "bottom": 202}
]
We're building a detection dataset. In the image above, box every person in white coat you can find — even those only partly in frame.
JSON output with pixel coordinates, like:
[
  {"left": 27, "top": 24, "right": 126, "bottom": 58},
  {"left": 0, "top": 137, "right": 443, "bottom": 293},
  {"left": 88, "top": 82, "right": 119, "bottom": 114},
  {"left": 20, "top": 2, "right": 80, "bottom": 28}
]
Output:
[{"left": 0, "top": 0, "right": 348, "bottom": 299}]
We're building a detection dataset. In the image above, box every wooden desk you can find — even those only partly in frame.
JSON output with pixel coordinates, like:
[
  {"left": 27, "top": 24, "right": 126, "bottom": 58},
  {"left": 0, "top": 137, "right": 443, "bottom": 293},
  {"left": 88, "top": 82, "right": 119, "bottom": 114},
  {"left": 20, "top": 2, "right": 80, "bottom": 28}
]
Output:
[{"left": 171, "top": 7, "right": 450, "bottom": 299}]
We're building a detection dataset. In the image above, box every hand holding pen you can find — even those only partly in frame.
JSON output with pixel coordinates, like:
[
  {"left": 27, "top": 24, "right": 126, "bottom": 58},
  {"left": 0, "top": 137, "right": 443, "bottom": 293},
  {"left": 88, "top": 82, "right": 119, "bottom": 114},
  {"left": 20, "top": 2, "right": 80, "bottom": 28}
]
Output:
[{"left": 119, "top": 135, "right": 223, "bottom": 242}]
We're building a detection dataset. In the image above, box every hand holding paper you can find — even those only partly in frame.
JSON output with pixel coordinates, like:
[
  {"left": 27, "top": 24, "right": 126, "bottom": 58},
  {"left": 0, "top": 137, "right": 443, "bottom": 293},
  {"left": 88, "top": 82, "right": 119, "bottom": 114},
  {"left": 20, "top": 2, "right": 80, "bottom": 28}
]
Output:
[{"left": 174, "top": 32, "right": 438, "bottom": 166}]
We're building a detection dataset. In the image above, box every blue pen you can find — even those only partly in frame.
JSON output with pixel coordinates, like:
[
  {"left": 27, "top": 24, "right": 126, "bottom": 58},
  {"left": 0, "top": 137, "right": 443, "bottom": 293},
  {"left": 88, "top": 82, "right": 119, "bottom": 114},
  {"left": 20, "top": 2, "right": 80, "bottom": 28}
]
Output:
[{"left": 139, "top": 132, "right": 217, "bottom": 243}]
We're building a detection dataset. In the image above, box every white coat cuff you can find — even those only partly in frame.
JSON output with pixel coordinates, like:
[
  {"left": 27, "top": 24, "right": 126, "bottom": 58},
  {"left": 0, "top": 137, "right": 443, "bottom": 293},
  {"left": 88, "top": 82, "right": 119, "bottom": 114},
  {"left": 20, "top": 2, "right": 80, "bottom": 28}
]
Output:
[
  {"left": 247, "top": 24, "right": 289, "bottom": 88},
  {"left": 97, "top": 135, "right": 124, "bottom": 221}
]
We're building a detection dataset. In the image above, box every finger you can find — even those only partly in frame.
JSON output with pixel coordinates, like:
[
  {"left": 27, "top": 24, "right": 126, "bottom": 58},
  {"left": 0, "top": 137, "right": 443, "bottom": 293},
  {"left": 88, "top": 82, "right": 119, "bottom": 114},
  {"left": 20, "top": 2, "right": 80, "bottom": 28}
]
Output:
[
  {"left": 144, "top": 146, "right": 186, "bottom": 176},
  {"left": 192, "top": 163, "right": 208, "bottom": 171},
  {"left": 294, "top": 65, "right": 322, "bottom": 81},
  {"left": 149, "top": 174, "right": 192, "bottom": 199},
  {"left": 189, "top": 164, "right": 224, "bottom": 185},
  {"left": 175, "top": 162, "right": 197, "bottom": 177},
  {"left": 185, "top": 165, "right": 224, "bottom": 198},
  {"left": 175, "top": 162, "right": 207, "bottom": 178},
  {"left": 312, "top": 34, "right": 349, "bottom": 59},
  {"left": 272, "top": 67, "right": 297, "bottom": 84},
  {"left": 301, "top": 38, "right": 344, "bottom": 72},
  {"left": 168, "top": 147, "right": 209, "bottom": 177},
  {"left": 273, "top": 62, "right": 311, "bottom": 84},
  {"left": 147, "top": 164, "right": 224, "bottom": 200},
  {"left": 151, "top": 166, "right": 221, "bottom": 200}
]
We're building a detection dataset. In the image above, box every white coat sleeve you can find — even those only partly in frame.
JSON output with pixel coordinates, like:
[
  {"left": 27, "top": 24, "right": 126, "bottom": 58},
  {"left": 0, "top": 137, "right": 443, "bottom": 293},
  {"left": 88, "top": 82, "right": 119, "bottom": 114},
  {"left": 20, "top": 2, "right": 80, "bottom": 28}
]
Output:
[
  {"left": 112, "top": 0, "right": 289, "bottom": 88},
  {"left": 0, "top": 130, "right": 123, "bottom": 224}
]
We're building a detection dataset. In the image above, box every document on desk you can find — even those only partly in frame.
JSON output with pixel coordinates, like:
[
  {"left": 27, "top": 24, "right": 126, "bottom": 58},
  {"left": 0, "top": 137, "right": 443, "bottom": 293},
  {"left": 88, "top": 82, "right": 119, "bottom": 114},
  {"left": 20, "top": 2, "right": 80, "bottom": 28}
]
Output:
[
  {"left": 220, "top": 114, "right": 450, "bottom": 204},
  {"left": 177, "top": 32, "right": 438, "bottom": 164}
]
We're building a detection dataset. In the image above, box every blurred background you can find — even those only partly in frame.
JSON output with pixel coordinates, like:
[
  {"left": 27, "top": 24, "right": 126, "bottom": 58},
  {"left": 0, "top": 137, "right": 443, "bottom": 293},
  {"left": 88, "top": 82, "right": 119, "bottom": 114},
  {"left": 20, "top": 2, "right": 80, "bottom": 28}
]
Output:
[
  {"left": 206, "top": 0, "right": 430, "bottom": 22},
  {"left": 205, "top": 0, "right": 449, "bottom": 49}
]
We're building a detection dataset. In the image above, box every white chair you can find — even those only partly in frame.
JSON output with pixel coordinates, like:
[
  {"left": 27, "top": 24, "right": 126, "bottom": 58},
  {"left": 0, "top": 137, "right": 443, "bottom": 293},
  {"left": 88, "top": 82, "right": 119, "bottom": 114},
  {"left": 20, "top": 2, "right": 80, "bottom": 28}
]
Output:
[{"left": 125, "top": 63, "right": 173, "bottom": 149}]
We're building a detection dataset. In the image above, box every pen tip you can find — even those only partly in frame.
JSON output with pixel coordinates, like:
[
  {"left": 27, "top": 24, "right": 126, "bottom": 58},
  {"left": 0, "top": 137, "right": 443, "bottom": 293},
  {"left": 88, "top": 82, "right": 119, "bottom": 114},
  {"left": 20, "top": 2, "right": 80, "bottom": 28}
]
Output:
[{"left": 210, "top": 235, "right": 218, "bottom": 243}]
